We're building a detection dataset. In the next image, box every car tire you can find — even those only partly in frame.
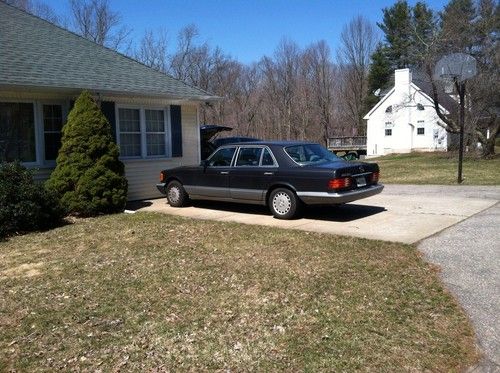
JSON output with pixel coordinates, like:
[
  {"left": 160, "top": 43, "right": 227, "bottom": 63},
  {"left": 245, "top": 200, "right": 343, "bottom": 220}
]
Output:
[
  {"left": 269, "top": 188, "right": 300, "bottom": 219},
  {"left": 166, "top": 180, "right": 189, "bottom": 207}
]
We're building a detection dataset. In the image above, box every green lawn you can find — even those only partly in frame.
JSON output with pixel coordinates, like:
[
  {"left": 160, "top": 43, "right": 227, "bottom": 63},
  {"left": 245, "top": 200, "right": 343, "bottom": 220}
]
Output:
[
  {"left": 0, "top": 213, "right": 478, "bottom": 371},
  {"left": 370, "top": 152, "right": 500, "bottom": 185}
]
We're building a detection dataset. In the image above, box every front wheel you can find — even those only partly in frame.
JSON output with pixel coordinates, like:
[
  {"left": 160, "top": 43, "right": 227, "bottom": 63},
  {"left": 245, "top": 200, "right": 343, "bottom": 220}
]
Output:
[
  {"left": 166, "top": 181, "right": 189, "bottom": 207},
  {"left": 268, "top": 188, "right": 300, "bottom": 219}
]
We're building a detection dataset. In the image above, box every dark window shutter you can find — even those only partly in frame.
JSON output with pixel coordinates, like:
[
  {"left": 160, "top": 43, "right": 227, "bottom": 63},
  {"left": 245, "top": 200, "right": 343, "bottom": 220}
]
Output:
[
  {"left": 170, "top": 105, "right": 182, "bottom": 157},
  {"left": 100, "top": 101, "right": 117, "bottom": 139}
]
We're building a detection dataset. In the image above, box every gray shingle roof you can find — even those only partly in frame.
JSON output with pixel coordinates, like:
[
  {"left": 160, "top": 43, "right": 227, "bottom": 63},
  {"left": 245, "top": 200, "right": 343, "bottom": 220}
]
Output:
[{"left": 0, "top": 2, "right": 217, "bottom": 100}]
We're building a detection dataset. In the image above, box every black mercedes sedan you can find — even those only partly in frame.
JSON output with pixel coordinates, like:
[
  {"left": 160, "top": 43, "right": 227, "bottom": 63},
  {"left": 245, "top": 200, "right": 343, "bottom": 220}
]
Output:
[{"left": 156, "top": 141, "right": 383, "bottom": 219}]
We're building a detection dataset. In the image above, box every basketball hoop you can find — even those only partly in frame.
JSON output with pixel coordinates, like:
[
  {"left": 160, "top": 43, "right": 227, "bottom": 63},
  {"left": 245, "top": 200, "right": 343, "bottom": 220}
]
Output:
[{"left": 433, "top": 53, "right": 477, "bottom": 184}]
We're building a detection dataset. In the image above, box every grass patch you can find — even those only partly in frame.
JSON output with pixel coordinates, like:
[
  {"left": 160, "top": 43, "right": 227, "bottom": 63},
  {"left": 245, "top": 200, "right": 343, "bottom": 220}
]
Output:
[
  {"left": 371, "top": 152, "right": 500, "bottom": 185},
  {"left": 0, "top": 213, "right": 478, "bottom": 371}
]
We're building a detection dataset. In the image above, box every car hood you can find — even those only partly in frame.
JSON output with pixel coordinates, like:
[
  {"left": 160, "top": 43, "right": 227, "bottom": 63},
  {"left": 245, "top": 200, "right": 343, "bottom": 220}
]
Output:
[{"left": 200, "top": 125, "right": 232, "bottom": 143}]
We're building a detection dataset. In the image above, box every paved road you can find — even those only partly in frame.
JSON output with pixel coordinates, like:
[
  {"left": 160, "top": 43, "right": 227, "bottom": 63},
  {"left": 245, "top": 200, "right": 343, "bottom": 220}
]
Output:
[{"left": 419, "top": 202, "right": 500, "bottom": 372}]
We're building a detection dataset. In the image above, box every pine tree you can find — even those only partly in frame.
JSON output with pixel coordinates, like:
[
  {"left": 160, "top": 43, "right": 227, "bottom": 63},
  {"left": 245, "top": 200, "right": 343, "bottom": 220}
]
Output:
[
  {"left": 363, "top": 44, "right": 392, "bottom": 114},
  {"left": 46, "top": 91, "right": 127, "bottom": 216},
  {"left": 377, "top": 0, "right": 413, "bottom": 69}
]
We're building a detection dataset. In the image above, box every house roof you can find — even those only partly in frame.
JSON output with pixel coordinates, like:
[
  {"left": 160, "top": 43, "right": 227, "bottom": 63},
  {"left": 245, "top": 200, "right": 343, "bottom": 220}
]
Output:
[{"left": 0, "top": 2, "right": 218, "bottom": 101}]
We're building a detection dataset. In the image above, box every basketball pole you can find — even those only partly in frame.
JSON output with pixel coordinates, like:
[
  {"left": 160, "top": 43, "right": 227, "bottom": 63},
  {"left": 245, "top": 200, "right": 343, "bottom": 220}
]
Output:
[{"left": 458, "top": 81, "right": 465, "bottom": 184}]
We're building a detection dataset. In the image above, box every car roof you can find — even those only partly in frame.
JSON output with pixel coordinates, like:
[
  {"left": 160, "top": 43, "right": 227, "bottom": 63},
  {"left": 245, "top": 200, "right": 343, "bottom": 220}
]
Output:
[{"left": 221, "top": 140, "right": 318, "bottom": 147}]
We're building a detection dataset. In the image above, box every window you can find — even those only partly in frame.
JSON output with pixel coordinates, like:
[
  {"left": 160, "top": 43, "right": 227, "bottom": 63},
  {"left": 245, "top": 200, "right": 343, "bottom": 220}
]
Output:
[
  {"left": 284, "top": 144, "right": 340, "bottom": 166},
  {"left": 118, "top": 108, "right": 142, "bottom": 157},
  {"left": 0, "top": 102, "right": 36, "bottom": 162},
  {"left": 208, "top": 147, "right": 236, "bottom": 167},
  {"left": 261, "top": 148, "right": 276, "bottom": 166},
  {"left": 43, "top": 104, "right": 63, "bottom": 161},
  {"left": 118, "top": 107, "right": 169, "bottom": 158},
  {"left": 385, "top": 129, "right": 392, "bottom": 136},
  {"left": 417, "top": 120, "right": 425, "bottom": 135},
  {"left": 145, "top": 109, "right": 165, "bottom": 156},
  {"left": 235, "top": 147, "right": 262, "bottom": 166}
]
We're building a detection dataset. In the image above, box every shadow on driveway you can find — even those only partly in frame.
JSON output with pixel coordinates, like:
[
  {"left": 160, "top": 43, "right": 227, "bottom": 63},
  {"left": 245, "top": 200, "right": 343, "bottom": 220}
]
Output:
[{"left": 174, "top": 200, "right": 386, "bottom": 223}]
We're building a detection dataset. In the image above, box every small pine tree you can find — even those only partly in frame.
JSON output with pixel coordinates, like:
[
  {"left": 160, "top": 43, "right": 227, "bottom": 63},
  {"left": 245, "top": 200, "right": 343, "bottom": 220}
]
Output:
[{"left": 46, "top": 91, "right": 127, "bottom": 216}]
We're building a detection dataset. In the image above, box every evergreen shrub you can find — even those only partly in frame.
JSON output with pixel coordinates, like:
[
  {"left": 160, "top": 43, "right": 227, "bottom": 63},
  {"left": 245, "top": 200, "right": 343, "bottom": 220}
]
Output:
[{"left": 46, "top": 91, "right": 127, "bottom": 216}]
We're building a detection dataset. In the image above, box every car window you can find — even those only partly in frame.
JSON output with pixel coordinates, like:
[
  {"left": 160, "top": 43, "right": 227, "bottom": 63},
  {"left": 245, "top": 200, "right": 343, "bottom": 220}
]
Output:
[
  {"left": 208, "top": 147, "right": 236, "bottom": 167},
  {"left": 261, "top": 148, "right": 276, "bottom": 166},
  {"left": 235, "top": 147, "right": 262, "bottom": 166},
  {"left": 285, "top": 144, "right": 340, "bottom": 165}
]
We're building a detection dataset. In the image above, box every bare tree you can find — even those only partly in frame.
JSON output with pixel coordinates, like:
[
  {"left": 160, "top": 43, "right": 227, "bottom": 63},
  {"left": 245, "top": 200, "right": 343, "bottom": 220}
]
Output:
[
  {"left": 69, "top": 0, "right": 131, "bottom": 51},
  {"left": 416, "top": 0, "right": 499, "bottom": 157},
  {"left": 304, "top": 41, "right": 336, "bottom": 144},
  {"left": 134, "top": 29, "right": 168, "bottom": 72},
  {"left": 336, "top": 16, "right": 378, "bottom": 135}
]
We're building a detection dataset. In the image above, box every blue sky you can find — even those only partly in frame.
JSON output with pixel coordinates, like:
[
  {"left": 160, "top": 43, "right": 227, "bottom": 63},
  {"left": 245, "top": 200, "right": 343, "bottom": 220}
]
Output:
[{"left": 45, "top": 0, "right": 449, "bottom": 64}]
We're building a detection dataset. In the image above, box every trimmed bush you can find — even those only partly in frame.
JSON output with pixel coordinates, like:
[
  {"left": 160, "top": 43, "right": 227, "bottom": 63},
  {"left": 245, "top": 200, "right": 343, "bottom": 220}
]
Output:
[
  {"left": 0, "top": 162, "right": 64, "bottom": 238},
  {"left": 46, "top": 91, "right": 127, "bottom": 216}
]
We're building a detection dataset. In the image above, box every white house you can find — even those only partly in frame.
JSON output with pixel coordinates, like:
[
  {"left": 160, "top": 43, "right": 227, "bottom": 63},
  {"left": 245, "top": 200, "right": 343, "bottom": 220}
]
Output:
[
  {"left": 364, "top": 68, "right": 453, "bottom": 157},
  {"left": 0, "top": 2, "right": 218, "bottom": 200}
]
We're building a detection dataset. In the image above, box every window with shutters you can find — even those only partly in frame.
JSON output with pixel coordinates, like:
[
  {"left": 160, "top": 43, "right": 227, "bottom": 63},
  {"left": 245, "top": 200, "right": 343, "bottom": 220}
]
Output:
[{"left": 117, "top": 106, "right": 170, "bottom": 159}]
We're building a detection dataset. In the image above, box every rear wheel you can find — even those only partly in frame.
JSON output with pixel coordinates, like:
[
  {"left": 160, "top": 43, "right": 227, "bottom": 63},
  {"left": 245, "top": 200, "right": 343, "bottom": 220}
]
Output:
[
  {"left": 166, "top": 180, "right": 189, "bottom": 207},
  {"left": 268, "top": 188, "right": 300, "bottom": 219}
]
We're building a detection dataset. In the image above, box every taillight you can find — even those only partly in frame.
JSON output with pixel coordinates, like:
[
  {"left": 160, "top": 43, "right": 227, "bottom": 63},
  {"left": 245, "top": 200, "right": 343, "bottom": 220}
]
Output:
[
  {"left": 160, "top": 171, "right": 165, "bottom": 183},
  {"left": 328, "top": 177, "right": 352, "bottom": 190},
  {"left": 371, "top": 172, "right": 379, "bottom": 183}
]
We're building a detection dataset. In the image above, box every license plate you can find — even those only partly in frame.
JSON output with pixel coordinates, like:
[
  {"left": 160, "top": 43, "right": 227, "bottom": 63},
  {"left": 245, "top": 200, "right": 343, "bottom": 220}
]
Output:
[{"left": 355, "top": 176, "right": 366, "bottom": 187}]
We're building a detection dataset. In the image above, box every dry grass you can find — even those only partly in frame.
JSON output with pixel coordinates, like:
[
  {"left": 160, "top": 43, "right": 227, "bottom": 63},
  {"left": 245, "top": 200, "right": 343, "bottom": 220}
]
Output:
[
  {"left": 0, "top": 213, "right": 478, "bottom": 371},
  {"left": 371, "top": 151, "right": 500, "bottom": 185}
]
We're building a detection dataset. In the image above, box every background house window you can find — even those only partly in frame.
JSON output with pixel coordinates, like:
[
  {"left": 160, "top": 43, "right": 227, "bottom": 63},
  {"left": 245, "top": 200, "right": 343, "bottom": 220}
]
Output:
[
  {"left": 145, "top": 109, "right": 166, "bottom": 156},
  {"left": 43, "top": 104, "right": 63, "bottom": 161},
  {"left": 0, "top": 102, "right": 36, "bottom": 162},
  {"left": 118, "top": 108, "right": 141, "bottom": 157},
  {"left": 417, "top": 120, "right": 425, "bottom": 135},
  {"left": 385, "top": 129, "right": 392, "bottom": 136}
]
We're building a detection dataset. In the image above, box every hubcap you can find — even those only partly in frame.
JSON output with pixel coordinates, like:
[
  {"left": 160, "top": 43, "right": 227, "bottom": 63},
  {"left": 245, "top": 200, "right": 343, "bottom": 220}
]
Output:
[
  {"left": 168, "top": 186, "right": 180, "bottom": 203},
  {"left": 272, "top": 192, "right": 291, "bottom": 215}
]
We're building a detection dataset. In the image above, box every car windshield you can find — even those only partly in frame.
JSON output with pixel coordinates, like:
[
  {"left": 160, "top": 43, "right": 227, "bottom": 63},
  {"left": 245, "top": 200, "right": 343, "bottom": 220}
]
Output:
[{"left": 284, "top": 144, "right": 340, "bottom": 165}]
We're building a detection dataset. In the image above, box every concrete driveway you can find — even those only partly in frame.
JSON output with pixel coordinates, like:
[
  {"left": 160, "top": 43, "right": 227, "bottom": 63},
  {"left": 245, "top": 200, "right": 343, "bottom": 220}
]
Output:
[{"left": 129, "top": 184, "right": 499, "bottom": 244}]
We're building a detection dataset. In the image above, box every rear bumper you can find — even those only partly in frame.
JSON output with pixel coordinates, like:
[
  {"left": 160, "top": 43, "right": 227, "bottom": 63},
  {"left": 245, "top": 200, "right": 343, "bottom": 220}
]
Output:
[
  {"left": 156, "top": 183, "right": 166, "bottom": 195},
  {"left": 296, "top": 184, "right": 384, "bottom": 205}
]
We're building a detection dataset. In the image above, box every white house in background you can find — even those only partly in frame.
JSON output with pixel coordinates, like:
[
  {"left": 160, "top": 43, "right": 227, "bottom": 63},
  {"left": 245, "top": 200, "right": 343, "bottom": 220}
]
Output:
[{"left": 364, "top": 68, "right": 454, "bottom": 157}]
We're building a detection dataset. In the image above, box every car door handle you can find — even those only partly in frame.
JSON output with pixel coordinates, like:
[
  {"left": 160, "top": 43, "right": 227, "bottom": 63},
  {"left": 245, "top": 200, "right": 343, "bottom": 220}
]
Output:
[
  {"left": 263, "top": 172, "right": 274, "bottom": 176},
  {"left": 220, "top": 171, "right": 229, "bottom": 175}
]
